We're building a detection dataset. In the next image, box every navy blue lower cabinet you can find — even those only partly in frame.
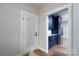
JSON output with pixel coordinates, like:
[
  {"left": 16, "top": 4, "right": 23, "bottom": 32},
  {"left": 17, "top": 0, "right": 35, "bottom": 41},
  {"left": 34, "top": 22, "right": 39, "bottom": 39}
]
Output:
[{"left": 48, "top": 35, "right": 58, "bottom": 49}]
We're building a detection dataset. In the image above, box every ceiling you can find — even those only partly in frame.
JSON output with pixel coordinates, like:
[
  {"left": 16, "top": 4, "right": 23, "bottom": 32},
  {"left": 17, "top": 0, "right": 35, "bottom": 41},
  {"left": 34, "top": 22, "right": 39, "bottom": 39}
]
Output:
[{"left": 31, "top": 3, "right": 47, "bottom": 9}]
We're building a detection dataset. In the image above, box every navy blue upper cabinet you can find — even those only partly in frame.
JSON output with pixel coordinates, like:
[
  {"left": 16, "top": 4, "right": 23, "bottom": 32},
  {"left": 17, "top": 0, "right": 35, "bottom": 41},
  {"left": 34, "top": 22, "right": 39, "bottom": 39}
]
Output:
[
  {"left": 48, "top": 16, "right": 54, "bottom": 30},
  {"left": 48, "top": 15, "right": 59, "bottom": 34}
]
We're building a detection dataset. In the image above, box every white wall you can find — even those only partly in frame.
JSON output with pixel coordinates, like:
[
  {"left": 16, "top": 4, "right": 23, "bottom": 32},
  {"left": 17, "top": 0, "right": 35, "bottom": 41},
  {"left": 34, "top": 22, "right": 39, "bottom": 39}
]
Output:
[
  {"left": 73, "top": 3, "right": 79, "bottom": 55},
  {"left": 0, "top": 3, "right": 37, "bottom": 56},
  {"left": 38, "top": 3, "right": 68, "bottom": 52},
  {"left": 0, "top": 3, "right": 75, "bottom": 56}
]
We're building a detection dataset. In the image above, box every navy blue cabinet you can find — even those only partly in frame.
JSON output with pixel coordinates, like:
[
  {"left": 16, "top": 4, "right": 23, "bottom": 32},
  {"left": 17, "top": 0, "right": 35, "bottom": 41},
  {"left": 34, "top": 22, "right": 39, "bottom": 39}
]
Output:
[
  {"left": 48, "top": 35, "right": 58, "bottom": 49},
  {"left": 48, "top": 15, "right": 61, "bottom": 49}
]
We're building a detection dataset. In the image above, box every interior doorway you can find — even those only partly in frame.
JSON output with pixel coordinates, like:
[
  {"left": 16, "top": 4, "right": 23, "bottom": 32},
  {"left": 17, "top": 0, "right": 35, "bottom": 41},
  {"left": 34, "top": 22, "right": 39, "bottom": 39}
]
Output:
[{"left": 46, "top": 5, "right": 72, "bottom": 56}]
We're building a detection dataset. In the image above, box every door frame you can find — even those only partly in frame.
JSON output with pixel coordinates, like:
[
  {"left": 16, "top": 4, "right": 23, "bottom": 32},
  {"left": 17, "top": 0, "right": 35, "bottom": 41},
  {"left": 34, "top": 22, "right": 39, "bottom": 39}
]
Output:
[
  {"left": 20, "top": 11, "right": 38, "bottom": 55},
  {"left": 45, "top": 4, "right": 73, "bottom": 55}
]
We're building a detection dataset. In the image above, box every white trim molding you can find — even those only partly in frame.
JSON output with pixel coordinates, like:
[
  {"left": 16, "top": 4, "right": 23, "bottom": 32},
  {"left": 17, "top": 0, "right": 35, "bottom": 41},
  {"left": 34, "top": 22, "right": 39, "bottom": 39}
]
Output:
[{"left": 45, "top": 4, "right": 73, "bottom": 56}]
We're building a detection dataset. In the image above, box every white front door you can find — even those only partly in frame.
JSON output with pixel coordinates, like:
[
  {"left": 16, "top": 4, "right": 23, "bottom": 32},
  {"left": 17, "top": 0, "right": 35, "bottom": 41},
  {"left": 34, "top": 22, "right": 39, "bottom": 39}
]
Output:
[{"left": 21, "top": 11, "right": 38, "bottom": 55}]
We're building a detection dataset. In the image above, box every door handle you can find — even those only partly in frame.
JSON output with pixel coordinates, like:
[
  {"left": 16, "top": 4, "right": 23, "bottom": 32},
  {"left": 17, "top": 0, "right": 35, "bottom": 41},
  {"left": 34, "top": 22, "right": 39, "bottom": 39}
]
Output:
[{"left": 35, "top": 32, "right": 37, "bottom": 36}]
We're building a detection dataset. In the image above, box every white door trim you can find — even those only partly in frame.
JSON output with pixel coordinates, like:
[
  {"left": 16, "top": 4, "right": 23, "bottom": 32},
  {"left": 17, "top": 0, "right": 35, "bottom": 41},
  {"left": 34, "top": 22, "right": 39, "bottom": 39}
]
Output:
[
  {"left": 45, "top": 4, "right": 73, "bottom": 55},
  {"left": 20, "top": 11, "right": 38, "bottom": 55}
]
